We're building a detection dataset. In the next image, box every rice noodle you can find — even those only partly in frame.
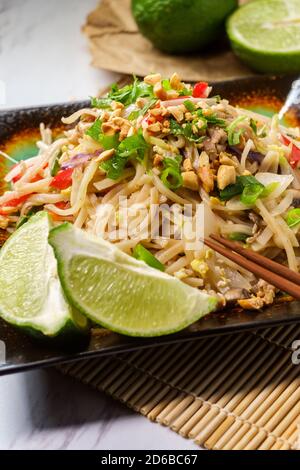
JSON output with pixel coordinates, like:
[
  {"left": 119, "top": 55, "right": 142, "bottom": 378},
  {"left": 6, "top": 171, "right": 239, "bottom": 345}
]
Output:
[{"left": 2, "top": 74, "right": 300, "bottom": 310}]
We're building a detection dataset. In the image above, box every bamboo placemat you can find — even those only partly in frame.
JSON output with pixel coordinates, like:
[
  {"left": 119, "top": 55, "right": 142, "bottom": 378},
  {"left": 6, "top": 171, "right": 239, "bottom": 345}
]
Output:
[{"left": 59, "top": 324, "right": 300, "bottom": 450}]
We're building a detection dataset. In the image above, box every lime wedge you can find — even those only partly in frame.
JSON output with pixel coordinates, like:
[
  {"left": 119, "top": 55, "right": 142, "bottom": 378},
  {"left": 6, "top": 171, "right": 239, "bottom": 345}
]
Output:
[
  {"left": 227, "top": 0, "right": 300, "bottom": 73},
  {"left": 49, "top": 224, "right": 218, "bottom": 337},
  {"left": 0, "top": 212, "right": 88, "bottom": 336}
]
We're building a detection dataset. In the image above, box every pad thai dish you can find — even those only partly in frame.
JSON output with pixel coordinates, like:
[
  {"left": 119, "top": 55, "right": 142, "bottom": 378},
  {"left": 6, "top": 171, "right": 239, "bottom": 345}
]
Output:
[{"left": 1, "top": 73, "right": 300, "bottom": 337}]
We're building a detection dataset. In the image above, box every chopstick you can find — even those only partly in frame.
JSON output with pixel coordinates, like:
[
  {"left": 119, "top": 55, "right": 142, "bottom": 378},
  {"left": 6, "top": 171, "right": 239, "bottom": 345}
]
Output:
[{"left": 204, "top": 234, "right": 300, "bottom": 300}]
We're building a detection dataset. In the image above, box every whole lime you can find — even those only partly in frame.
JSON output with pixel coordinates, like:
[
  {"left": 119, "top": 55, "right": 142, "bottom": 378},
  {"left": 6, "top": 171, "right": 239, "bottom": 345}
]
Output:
[
  {"left": 227, "top": 0, "right": 300, "bottom": 73},
  {"left": 132, "top": 0, "right": 238, "bottom": 54}
]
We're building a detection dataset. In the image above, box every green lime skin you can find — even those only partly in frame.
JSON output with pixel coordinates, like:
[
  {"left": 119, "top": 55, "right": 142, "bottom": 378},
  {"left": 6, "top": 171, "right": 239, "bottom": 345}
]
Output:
[
  {"left": 227, "top": 0, "right": 300, "bottom": 73},
  {"left": 132, "top": 0, "right": 238, "bottom": 54}
]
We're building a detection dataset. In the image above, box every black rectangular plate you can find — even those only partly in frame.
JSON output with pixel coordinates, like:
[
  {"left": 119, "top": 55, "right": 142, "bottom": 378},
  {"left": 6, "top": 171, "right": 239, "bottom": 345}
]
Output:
[{"left": 1, "top": 74, "right": 300, "bottom": 376}]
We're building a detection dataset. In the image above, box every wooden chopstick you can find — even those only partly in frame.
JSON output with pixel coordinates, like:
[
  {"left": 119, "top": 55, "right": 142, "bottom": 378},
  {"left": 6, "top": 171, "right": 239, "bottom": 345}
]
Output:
[
  {"left": 210, "top": 234, "right": 300, "bottom": 287},
  {"left": 204, "top": 236, "right": 300, "bottom": 300}
]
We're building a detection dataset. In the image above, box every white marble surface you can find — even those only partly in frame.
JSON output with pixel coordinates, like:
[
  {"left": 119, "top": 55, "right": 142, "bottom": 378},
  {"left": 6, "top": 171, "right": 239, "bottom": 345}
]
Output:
[{"left": 0, "top": 0, "right": 199, "bottom": 450}]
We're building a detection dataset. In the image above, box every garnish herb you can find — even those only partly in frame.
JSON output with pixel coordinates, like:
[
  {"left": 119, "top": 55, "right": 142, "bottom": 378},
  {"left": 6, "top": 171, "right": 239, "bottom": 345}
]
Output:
[
  {"left": 90, "top": 97, "right": 112, "bottom": 109},
  {"left": 101, "top": 130, "right": 149, "bottom": 180},
  {"left": 286, "top": 208, "right": 300, "bottom": 228},
  {"left": 227, "top": 116, "right": 247, "bottom": 146},
  {"left": 162, "top": 79, "right": 172, "bottom": 91},
  {"left": 228, "top": 232, "right": 249, "bottom": 242},
  {"left": 128, "top": 98, "right": 157, "bottom": 120},
  {"left": 196, "top": 109, "right": 226, "bottom": 127},
  {"left": 133, "top": 244, "right": 165, "bottom": 271},
  {"left": 178, "top": 86, "right": 192, "bottom": 96},
  {"left": 86, "top": 119, "right": 119, "bottom": 150},
  {"left": 50, "top": 154, "right": 61, "bottom": 176},
  {"left": 184, "top": 100, "right": 196, "bottom": 112},
  {"left": 160, "top": 155, "right": 183, "bottom": 190},
  {"left": 108, "top": 77, "right": 155, "bottom": 106},
  {"left": 250, "top": 118, "right": 257, "bottom": 135},
  {"left": 169, "top": 119, "right": 206, "bottom": 144},
  {"left": 219, "top": 175, "right": 265, "bottom": 205}
]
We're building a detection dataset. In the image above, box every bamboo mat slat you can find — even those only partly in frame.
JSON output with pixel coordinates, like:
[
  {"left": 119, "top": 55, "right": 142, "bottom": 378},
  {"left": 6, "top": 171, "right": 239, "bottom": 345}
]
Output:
[{"left": 58, "top": 325, "right": 300, "bottom": 450}]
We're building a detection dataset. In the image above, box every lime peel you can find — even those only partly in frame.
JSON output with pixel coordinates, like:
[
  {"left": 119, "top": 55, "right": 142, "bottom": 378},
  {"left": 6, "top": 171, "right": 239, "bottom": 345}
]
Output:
[
  {"left": 0, "top": 212, "right": 88, "bottom": 336},
  {"left": 49, "top": 224, "right": 218, "bottom": 337}
]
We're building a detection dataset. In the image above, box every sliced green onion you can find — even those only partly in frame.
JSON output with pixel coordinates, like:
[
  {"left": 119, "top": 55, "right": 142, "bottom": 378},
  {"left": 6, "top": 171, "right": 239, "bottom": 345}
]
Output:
[
  {"left": 286, "top": 208, "right": 300, "bottom": 228},
  {"left": 50, "top": 156, "right": 61, "bottom": 176},
  {"left": 250, "top": 118, "right": 257, "bottom": 135},
  {"left": 184, "top": 100, "right": 195, "bottom": 112},
  {"left": 227, "top": 116, "right": 247, "bottom": 146},
  {"left": 261, "top": 182, "right": 279, "bottom": 198},
  {"left": 133, "top": 244, "right": 165, "bottom": 271},
  {"left": 160, "top": 167, "right": 183, "bottom": 190},
  {"left": 241, "top": 184, "right": 264, "bottom": 205},
  {"left": 228, "top": 232, "right": 249, "bottom": 242},
  {"left": 162, "top": 79, "right": 172, "bottom": 91}
]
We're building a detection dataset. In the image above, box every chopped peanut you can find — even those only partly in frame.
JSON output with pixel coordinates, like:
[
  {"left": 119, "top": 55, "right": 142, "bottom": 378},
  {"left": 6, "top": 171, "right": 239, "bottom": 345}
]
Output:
[
  {"left": 182, "top": 171, "right": 199, "bottom": 191},
  {"left": 166, "top": 89, "right": 179, "bottom": 99},
  {"left": 197, "top": 166, "right": 214, "bottom": 193},
  {"left": 184, "top": 112, "right": 193, "bottom": 121},
  {"left": 144, "top": 73, "right": 162, "bottom": 85},
  {"left": 153, "top": 81, "right": 168, "bottom": 100},
  {"left": 169, "top": 72, "right": 182, "bottom": 90},
  {"left": 147, "top": 122, "right": 162, "bottom": 133},
  {"left": 102, "top": 122, "right": 119, "bottom": 135},
  {"left": 111, "top": 101, "right": 124, "bottom": 110},
  {"left": 136, "top": 97, "right": 148, "bottom": 108},
  {"left": 167, "top": 105, "right": 185, "bottom": 122},
  {"left": 183, "top": 158, "right": 193, "bottom": 172},
  {"left": 150, "top": 107, "right": 167, "bottom": 117},
  {"left": 219, "top": 152, "right": 238, "bottom": 167},
  {"left": 198, "top": 151, "right": 210, "bottom": 167},
  {"left": 217, "top": 165, "right": 236, "bottom": 190},
  {"left": 111, "top": 108, "right": 122, "bottom": 117},
  {"left": 153, "top": 154, "right": 163, "bottom": 167}
]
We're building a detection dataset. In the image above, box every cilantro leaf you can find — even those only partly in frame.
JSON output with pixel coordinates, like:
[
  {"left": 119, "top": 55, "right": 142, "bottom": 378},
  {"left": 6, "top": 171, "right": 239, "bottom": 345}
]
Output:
[
  {"left": 86, "top": 119, "right": 119, "bottom": 150},
  {"left": 128, "top": 98, "right": 157, "bottom": 120},
  {"left": 86, "top": 118, "right": 102, "bottom": 142},
  {"left": 108, "top": 77, "right": 155, "bottom": 106},
  {"left": 197, "top": 109, "right": 226, "bottom": 127},
  {"left": 169, "top": 119, "right": 205, "bottom": 144},
  {"left": 90, "top": 96, "right": 112, "bottom": 109},
  {"left": 219, "top": 175, "right": 264, "bottom": 205},
  {"left": 100, "top": 130, "right": 149, "bottom": 180}
]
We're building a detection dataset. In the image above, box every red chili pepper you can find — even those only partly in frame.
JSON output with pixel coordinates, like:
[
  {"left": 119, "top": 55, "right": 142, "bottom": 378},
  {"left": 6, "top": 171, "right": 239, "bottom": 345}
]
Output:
[
  {"left": 11, "top": 162, "right": 48, "bottom": 184},
  {"left": 55, "top": 201, "right": 69, "bottom": 209},
  {"left": 0, "top": 194, "right": 31, "bottom": 215},
  {"left": 50, "top": 168, "right": 73, "bottom": 190},
  {"left": 281, "top": 135, "right": 300, "bottom": 168},
  {"left": 192, "top": 81, "right": 208, "bottom": 98},
  {"left": 11, "top": 163, "right": 22, "bottom": 183}
]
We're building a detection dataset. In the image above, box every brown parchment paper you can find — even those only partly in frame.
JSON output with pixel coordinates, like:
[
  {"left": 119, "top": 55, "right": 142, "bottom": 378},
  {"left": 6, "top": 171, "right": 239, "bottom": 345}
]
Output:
[{"left": 83, "top": 0, "right": 255, "bottom": 82}]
